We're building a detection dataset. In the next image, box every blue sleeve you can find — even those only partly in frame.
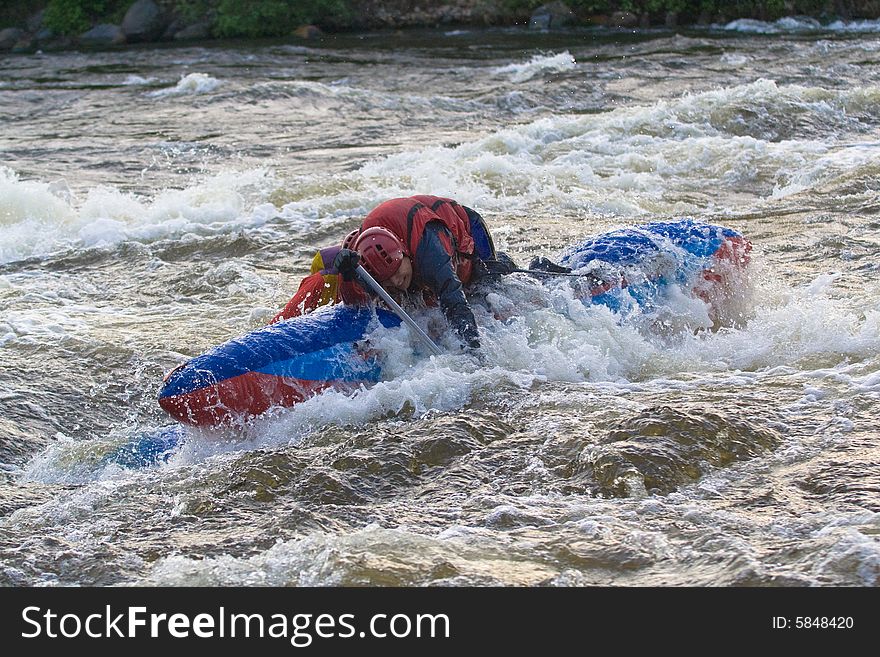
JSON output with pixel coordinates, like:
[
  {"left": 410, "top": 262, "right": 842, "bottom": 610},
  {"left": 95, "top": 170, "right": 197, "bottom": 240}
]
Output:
[{"left": 415, "top": 222, "right": 480, "bottom": 349}]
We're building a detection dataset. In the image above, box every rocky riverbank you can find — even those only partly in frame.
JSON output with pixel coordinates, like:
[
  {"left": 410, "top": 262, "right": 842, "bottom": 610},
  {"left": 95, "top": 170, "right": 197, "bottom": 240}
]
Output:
[{"left": 2, "top": 0, "right": 879, "bottom": 53}]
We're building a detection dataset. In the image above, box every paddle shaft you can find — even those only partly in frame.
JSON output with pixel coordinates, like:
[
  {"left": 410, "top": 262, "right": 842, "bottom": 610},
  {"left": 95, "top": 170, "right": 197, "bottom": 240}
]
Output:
[
  {"left": 355, "top": 265, "right": 444, "bottom": 356},
  {"left": 510, "top": 267, "right": 595, "bottom": 279}
]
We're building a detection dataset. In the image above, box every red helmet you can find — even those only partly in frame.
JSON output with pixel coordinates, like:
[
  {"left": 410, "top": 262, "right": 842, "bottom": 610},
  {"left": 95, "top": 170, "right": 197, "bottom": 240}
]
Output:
[
  {"left": 342, "top": 228, "right": 360, "bottom": 250},
  {"left": 354, "top": 226, "right": 407, "bottom": 282}
]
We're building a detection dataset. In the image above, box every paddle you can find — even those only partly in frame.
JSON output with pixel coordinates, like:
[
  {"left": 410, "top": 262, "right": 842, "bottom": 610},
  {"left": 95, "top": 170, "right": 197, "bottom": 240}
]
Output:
[
  {"left": 355, "top": 264, "right": 445, "bottom": 357},
  {"left": 484, "top": 256, "right": 595, "bottom": 279},
  {"left": 509, "top": 267, "right": 597, "bottom": 278}
]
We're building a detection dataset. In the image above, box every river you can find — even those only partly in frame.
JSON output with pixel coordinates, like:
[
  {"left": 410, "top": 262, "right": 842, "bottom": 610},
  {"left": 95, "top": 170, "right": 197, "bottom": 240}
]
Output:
[{"left": 1, "top": 18, "right": 879, "bottom": 586}]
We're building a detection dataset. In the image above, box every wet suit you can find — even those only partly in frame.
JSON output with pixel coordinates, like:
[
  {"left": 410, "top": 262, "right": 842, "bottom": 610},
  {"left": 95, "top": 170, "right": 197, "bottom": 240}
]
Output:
[{"left": 413, "top": 221, "right": 481, "bottom": 349}]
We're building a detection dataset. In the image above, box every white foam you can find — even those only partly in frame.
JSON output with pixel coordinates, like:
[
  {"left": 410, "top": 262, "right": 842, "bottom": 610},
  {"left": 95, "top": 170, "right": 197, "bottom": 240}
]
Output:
[
  {"left": 826, "top": 19, "right": 880, "bottom": 32},
  {"left": 140, "top": 503, "right": 880, "bottom": 587},
  {"left": 0, "top": 167, "right": 77, "bottom": 262},
  {"left": 493, "top": 51, "right": 577, "bottom": 83},
  {"left": 141, "top": 523, "right": 551, "bottom": 586},
  {"left": 694, "top": 289, "right": 880, "bottom": 372},
  {"left": 853, "top": 370, "right": 880, "bottom": 392},
  {"left": 307, "top": 79, "right": 880, "bottom": 219},
  {"left": 147, "top": 72, "right": 222, "bottom": 98},
  {"left": 720, "top": 53, "right": 749, "bottom": 66},
  {"left": 720, "top": 16, "right": 880, "bottom": 33},
  {"left": 804, "top": 272, "right": 841, "bottom": 296},
  {"left": 812, "top": 514, "right": 880, "bottom": 585},
  {"left": 122, "top": 75, "right": 156, "bottom": 86},
  {"left": 0, "top": 167, "right": 279, "bottom": 264},
  {"left": 0, "top": 309, "right": 90, "bottom": 346},
  {"left": 771, "top": 140, "right": 880, "bottom": 198},
  {"left": 245, "top": 323, "right": 539, "bottom": 448},
  {"left": 6, "top": 79, "right": 878, "bottom": 263}
]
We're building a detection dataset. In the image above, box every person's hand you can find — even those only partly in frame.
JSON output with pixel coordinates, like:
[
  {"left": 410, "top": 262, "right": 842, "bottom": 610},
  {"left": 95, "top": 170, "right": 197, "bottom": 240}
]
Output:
[{"left": 333, "top": 248, "right": 361, "bottom": 281}]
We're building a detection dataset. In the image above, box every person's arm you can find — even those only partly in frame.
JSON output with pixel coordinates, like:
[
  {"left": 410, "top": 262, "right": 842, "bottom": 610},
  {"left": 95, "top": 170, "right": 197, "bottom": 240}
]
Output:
[
  {"left": 269, "top": 272, "right": 331, "bottom": 323},
  {"left": 416, "top": 223, "right": 480, "bottom": 349}
]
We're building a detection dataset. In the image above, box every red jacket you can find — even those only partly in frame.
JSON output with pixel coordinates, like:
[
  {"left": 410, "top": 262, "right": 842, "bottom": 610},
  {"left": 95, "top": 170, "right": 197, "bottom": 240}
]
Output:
[{"left": 360, "top": 195, "right": 477, "bottom": 285}]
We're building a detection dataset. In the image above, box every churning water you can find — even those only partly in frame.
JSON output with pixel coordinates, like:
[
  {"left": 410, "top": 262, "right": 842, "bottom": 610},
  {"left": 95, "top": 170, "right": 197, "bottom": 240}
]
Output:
[{"left": 1, "top": 21, "right": 879, "bottom": 586}]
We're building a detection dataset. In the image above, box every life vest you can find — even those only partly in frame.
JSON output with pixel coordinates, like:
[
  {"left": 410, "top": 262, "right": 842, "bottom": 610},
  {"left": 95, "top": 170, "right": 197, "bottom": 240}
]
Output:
[
  {"left": 310, "top": 244, "right": 343, "bottom": 306},
  {"left": 360, "top": 196, "right": 478, "bottom": 284},
  {"left": 270, "top": 245, "right": 344, "bottom": 323}
]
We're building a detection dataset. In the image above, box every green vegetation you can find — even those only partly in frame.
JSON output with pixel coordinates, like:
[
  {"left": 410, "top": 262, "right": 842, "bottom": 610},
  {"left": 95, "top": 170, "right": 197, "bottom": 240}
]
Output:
[
  {"left": 1, "top": 1, "right": 46, "bottom": 29},
  {"left": 43, "top": 0, "right": 128, "bottom": 35},
  {"left": 175, "top": 0, "right": 213, "bottom": 24},
  {"left": 213, "top": 0, "right": 352, "bottom": 38},
  {"left": 2, "top": 0, "right": 879, "bottom": 38}
]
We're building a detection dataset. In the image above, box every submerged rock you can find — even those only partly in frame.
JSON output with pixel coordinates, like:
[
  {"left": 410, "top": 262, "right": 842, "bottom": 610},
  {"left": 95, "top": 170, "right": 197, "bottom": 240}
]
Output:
[{"left": 580, "top": 406, "right": 782, "bottom": 497}]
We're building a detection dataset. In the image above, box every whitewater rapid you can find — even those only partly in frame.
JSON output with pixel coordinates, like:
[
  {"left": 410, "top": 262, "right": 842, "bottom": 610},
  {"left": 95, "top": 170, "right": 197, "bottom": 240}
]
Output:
[{"left": 1, "top": 24, "right": 879, "bottom": 586}]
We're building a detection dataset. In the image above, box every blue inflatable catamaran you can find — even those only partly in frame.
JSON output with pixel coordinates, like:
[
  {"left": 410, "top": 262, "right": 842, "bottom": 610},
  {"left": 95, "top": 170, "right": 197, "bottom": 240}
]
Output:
[{"left": 158, "top": 219, "right": 750, "bottom": 427}]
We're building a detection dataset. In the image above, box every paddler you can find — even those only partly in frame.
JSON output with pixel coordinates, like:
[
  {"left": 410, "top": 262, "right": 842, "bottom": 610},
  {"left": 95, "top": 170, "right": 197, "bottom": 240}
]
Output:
[{"left": 273, "top": 195, "right": 516, "bottom": 352}]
